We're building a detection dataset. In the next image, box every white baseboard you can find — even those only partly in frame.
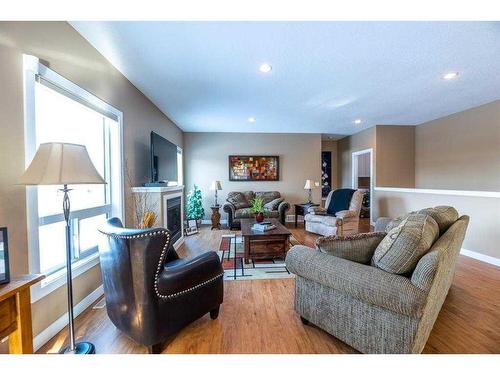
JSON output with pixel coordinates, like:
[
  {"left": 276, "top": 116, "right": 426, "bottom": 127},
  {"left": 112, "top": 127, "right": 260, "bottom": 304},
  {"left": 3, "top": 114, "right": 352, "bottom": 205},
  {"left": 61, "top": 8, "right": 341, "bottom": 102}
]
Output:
[
  {"left": 460, "top": 248, "right": 500, "bottom": 267},
  {"left": 33, "top": 285, "right": 104, "bottom": 352},
  {"left": 286, "top": 214, "right": 302, "bottom": 223},
  {"left": 200, "top": 219, "right": 228, "bottom": 225}
]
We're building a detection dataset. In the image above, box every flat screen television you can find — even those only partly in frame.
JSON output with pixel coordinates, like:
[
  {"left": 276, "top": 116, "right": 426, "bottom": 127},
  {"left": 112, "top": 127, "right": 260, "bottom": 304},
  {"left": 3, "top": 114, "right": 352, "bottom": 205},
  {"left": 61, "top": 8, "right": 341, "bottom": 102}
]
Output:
[{"left": 150, "top": 131, "right": 178, "bottom": 184}]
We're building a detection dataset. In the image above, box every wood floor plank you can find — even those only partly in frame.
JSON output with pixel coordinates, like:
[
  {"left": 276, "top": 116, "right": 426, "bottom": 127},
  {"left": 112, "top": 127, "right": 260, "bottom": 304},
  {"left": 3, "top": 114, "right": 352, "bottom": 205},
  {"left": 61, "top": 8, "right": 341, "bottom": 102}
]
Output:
[{"left": 38, "top": 221, "right": 500, "bottom": 354}]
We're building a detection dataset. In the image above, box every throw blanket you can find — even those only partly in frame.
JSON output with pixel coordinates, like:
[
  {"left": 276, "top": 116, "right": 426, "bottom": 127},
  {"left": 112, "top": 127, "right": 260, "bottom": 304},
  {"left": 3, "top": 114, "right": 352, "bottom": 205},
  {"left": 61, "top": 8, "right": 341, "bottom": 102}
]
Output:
[{"left": 326, "top": 188, "right": 355, "bottom": 215}]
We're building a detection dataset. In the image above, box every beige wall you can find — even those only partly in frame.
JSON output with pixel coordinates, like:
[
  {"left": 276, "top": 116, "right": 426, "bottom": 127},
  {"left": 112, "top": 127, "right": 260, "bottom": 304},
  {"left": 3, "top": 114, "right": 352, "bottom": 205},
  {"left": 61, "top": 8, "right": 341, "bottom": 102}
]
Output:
[
  {"left": 337, "top": 127, "right": 377, "bottom": 188},
  {"left": 415, "top": 100, "right": 500, "bottom": 191},
  {"left": 0, "top": 21, "right": 183, "bottom": 346},
  {"left": 376, "top": 189, "right": 500, "bottom": 259},
  {"left": 376, "top": 125, "right": 415, "bottom": 188},
  {"left": 184, "top": 133, "right": 322, "bottom": 219},
  {"left": 321, "top": 140, "right": 339, "bottom": 190}
]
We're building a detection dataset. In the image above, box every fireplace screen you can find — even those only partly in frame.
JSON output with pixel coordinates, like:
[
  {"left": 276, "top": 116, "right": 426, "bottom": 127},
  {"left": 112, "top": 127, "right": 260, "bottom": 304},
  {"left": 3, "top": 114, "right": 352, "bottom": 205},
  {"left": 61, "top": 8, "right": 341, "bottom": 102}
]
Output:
[{"left": 167, "top": 196, "right": 182, "bottom": 244}]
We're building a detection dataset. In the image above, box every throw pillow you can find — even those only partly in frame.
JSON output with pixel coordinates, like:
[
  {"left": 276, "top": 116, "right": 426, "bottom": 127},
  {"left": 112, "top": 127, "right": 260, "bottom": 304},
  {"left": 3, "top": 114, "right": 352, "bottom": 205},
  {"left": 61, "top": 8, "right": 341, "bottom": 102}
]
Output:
[
  {"left": 226, "top": 192, "right": 250, "bottom": 209},
  {"left": 372, "top": 213, "right": 439, "bottom": 275},
  {"left": 264, "top": 197, "right": 284, "bottom": 211},
  {"left": 418, "top": 206, "right": 458, "bottom": 234},
  {"left": 316, "top": 232, "right": 387, "bottom": 264}
]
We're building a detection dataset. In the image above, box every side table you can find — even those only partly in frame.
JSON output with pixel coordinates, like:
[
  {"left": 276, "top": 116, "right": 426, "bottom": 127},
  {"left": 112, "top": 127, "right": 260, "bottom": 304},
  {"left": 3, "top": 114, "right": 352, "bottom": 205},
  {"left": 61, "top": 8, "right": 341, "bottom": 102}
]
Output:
[
  {"left": 211, "top": 205, "right": 221, "bottom": 230},
  {"left": 294, "top": 202, "right": 319, "bottom": 228},
  {"left": 0, "top": 274, "right": 45, "bottom": 353}
]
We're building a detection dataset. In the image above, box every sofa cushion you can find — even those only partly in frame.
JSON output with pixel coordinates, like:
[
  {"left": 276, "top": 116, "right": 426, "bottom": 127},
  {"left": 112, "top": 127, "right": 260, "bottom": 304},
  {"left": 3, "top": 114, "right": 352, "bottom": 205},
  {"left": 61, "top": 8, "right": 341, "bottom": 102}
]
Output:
[
  {"left": 264, "top": 197, "right": 284, "bottom": 211},
  {"left": 227, "top": 191, "right": 253, "bottom": 209},
  {"left": 235, "top": 208, "right": 279, "bottom": 219},
  {"left": 372, "top": 213, "right": 439, "bottom": 275},
  {"left": 419, "top": 206, "right": 459, "bottom": 234},
  {"left": 255, "top": 191, "right": 281, "bottom": 204},
  {"left": 304, "top": 213, "right": 339, "bottom": 227}
]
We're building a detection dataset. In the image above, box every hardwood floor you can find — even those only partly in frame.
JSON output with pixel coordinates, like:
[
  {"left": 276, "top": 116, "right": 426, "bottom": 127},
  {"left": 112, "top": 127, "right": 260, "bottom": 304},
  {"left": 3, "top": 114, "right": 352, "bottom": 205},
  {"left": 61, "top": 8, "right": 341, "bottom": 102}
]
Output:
[{"left": 38, "top": 220, "right": 500, "bottom": 354}]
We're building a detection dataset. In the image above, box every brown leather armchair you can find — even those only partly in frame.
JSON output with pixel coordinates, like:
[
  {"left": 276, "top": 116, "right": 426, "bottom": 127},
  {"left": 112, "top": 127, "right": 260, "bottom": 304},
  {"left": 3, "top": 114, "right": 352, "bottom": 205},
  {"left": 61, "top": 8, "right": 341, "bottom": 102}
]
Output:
[{"left": 98, "top": 218, "right": 224, "bottom": 353}]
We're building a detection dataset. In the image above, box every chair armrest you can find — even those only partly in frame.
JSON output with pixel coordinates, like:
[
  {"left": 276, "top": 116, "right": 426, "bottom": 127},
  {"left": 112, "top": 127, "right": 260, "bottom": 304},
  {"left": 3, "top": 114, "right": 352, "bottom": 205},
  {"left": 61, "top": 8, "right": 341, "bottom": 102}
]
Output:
[
  {"left": 156, "top": 251, "right": 223, "bottom": 299},
  {"left": 374, "top": 217, "right": 393, "bottom": 232},
  {"left": 335, "top": 210, "right": 357, "bottom": 219},
  {"left": 315, "top": 232, "right": 387, "bottom": 264},
  {"left": 308, "top": 206, "right": 326, "bottom": 214},
  {"left": 285, "top": 245, "right": 426, "bottom": 318}
]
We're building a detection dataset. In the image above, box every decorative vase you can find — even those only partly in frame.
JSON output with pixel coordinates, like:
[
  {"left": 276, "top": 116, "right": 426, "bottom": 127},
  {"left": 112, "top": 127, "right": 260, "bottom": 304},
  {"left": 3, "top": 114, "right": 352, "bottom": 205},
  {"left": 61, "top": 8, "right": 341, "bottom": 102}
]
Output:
[{"left": 255, "top": 212, "right": 264, "bottom": 223}]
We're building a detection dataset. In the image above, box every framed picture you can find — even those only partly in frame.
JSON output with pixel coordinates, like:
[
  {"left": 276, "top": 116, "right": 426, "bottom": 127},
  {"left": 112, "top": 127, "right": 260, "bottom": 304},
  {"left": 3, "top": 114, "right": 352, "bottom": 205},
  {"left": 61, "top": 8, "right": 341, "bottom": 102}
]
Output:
[
  {"left": 228, "top": 155, "right": 279, "bottom": 181},
  {"left": 184, "top": 219, "right": 199, "bottom": 236},
  {"left": 0, "top": 227, "right": 10, "bottom": 285}
]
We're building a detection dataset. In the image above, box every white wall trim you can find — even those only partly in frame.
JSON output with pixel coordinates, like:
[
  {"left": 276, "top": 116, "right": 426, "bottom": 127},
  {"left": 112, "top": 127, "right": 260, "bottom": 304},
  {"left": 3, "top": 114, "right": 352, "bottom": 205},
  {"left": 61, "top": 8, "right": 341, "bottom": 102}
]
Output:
[
  {"left": 200, "top": 219, "right": 228, "bottom": 225},
  {"left": 375, "top": 186, "right": 500, "bottom": 198},
  {"left": 460, "top": 248, "right": 500, "bottom": 267},
  {"left": 33, "top": 285, "right": 104, "bottom": 352}
]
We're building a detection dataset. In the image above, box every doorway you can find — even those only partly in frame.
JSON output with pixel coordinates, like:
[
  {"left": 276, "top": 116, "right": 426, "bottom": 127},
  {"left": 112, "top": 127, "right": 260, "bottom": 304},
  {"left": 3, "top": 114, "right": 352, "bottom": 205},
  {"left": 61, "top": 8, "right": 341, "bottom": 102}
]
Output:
[{"left": 351, "top": 148, "right": 373, "bottom": 221}]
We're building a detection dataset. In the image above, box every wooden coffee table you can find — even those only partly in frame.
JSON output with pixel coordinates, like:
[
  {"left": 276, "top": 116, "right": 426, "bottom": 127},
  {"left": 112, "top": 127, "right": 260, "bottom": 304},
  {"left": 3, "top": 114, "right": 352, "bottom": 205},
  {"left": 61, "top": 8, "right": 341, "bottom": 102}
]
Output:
[{"left": 240, "top": 218, "right": 292, "bottom": 264}]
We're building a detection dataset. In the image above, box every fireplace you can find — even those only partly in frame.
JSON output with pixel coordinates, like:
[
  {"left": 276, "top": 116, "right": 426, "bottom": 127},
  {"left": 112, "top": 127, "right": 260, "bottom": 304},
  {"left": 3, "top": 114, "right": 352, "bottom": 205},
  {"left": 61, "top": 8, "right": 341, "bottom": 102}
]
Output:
[
  {"left": 131, "top": 186, "right": 185, "bottom": 248},
  {"left": 166, "top": 196, "right": 182, "bottom": 244}
]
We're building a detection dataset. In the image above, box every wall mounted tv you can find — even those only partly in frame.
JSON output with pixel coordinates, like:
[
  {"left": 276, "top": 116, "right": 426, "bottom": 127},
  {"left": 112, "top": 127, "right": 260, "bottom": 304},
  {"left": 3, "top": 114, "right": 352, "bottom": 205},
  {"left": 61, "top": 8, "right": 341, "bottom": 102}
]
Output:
[{"left": 150, "top": 131, "right": 178, "bottom": 184}]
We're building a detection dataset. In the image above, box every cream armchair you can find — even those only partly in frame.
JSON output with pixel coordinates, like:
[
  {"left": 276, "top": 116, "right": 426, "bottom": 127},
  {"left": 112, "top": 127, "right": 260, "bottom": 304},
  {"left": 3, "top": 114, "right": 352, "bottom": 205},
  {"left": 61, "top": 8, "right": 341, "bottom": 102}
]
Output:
[{"left": 304, "top": 189, "right": 364, "bottom": 236}]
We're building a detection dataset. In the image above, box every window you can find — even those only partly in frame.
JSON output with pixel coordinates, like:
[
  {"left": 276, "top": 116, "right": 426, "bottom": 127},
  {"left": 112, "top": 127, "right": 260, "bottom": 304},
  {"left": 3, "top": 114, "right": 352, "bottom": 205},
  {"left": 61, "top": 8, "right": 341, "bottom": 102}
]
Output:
[{"left": 24, "top": 55, "right": 124, "bottom": 301}]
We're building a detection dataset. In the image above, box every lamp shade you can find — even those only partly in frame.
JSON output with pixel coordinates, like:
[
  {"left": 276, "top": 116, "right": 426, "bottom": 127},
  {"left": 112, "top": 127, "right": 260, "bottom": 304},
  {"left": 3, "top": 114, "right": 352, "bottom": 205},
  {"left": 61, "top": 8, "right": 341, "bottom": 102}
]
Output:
[
  {"left": 210, "top": 180, "right": 222, "bottom": 191},
  {"left": 18, "top": 142, "right": 106, "bottom": 185},
  {"left": 304, "top": 179, "right": 314, "bottom": 190}
]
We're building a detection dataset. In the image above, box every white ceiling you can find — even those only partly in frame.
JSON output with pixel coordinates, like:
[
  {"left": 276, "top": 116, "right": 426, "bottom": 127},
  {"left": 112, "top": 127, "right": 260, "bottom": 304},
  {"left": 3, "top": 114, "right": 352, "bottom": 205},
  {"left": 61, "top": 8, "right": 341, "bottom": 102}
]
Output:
[{"left": 71, "top": 22, "right": 500, "bottom": 136}]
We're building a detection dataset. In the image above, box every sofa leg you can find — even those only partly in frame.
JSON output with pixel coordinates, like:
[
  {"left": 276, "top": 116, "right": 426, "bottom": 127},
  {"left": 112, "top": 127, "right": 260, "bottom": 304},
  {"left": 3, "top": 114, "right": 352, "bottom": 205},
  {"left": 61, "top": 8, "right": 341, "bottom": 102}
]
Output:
[
  {"left": 210, "top": 306, "right": 220, "bottom": 320},
  {"left": 147, "top": 343, "right": 163, "bottom": 354},
  {"left": 300, "top": 316, "right": 309, "bottom": 325}
]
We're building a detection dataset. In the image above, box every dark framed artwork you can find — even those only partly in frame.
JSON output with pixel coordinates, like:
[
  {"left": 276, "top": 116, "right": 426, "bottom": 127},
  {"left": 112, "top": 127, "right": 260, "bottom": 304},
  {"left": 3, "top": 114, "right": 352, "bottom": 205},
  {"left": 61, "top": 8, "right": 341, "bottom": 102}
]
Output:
[
  {"left": 321, "top": 151, "right": 332, "bottom": 197},
  {"left": 0, "top": 227, "right": 9, "bottom": 285},
  {"left": 228, "top": 155, "right": 279, "bottom": 181}
]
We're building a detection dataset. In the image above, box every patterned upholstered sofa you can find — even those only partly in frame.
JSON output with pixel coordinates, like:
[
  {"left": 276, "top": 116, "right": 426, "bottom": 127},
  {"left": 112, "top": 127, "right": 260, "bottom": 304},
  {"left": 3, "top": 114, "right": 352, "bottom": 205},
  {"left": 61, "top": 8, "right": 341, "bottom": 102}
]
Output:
[
  {"left": 286, "top": 206, "right": 469, "bottom": 353},
  {"left": 305, "top": 189, "right": 364, "bottom": 236},
  {"left": 222, "top": 191, "right": 290, "bottom": 229}
]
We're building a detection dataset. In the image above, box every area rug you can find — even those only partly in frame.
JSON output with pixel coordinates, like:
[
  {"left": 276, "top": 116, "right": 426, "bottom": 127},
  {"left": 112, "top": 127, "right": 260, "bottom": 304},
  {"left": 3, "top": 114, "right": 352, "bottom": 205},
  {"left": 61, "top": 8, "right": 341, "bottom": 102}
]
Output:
[{"left": 217, "top": 234, "right": 301, "bottom": 281}]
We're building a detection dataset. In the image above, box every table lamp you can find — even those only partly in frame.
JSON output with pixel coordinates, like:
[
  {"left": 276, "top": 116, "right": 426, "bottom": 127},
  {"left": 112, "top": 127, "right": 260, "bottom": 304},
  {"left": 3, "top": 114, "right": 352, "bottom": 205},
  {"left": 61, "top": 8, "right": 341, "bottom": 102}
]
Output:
[
  {"left": 18, "top": 142, "right": 106, "bottom": 354},
  {"left": 210, "top": 180, "right": 222, "bottom": 206},
  {"left": 304, "top": 179, "right": 316, "bottom": 203}
]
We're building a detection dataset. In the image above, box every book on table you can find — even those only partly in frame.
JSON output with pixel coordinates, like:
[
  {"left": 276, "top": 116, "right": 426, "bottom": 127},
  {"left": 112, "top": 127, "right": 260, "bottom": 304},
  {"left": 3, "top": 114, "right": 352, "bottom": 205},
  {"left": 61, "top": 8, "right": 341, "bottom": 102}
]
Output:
[{"left": 252, "top": 222, "right": 276, "bottom": 232}]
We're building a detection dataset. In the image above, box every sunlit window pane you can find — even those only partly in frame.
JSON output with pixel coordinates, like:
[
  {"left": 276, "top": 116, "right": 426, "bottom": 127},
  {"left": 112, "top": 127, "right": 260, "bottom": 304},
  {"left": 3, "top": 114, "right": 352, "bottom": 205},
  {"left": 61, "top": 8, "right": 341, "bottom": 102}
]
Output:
[
  {"left": 39, "top": 222, "right": 67, "bottom": 273},
  {"left": 34, "top": 81, "right": 113, "bottom": 275},
  {"left": 35, "top": 82, "right": 106, "bottom": 216},
  {"left": 79, "top": 214, "right": 107, "bottom": 252}
]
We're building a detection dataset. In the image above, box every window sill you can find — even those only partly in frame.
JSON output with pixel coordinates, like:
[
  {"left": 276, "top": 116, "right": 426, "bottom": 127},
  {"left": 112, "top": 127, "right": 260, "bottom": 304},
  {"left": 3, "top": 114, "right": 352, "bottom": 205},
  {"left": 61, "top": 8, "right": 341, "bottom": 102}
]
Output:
[{"left": 30, "top": 253, "right": 100, "bottom": 303}]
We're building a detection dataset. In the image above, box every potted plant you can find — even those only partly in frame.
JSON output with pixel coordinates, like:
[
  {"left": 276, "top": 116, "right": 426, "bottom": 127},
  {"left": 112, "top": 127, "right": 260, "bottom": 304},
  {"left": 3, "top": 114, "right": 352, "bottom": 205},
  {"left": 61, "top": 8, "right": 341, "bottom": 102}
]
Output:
[{"left": 249, "top": 197, "right": 267, "bottom": 223}]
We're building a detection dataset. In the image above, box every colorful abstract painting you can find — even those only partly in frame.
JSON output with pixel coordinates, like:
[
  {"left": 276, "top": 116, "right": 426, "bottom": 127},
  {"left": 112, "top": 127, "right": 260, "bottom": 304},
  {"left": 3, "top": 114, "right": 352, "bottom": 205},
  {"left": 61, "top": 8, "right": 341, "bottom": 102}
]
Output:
[{"left": 228, "top": 155, "right": 279, "bottom": 181}]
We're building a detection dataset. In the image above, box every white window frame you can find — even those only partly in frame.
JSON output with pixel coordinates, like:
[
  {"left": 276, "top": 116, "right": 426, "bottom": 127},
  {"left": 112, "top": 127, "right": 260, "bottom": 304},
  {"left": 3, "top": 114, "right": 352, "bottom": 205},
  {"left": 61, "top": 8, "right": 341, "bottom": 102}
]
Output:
[{"left": 23, "top": 55, "right": 125, "bottom": 302}]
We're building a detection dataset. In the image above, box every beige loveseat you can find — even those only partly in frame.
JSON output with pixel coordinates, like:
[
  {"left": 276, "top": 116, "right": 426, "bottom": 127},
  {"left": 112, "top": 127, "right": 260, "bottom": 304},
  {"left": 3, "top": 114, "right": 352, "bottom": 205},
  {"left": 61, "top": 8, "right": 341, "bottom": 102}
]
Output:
[{"left": 304, "top": 189, "right": 364, "bottom": 236}]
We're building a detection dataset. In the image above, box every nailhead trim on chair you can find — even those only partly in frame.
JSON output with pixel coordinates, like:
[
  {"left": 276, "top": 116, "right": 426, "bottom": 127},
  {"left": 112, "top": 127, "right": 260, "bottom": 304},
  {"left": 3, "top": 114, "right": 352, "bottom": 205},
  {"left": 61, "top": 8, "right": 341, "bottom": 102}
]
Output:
[{"left": 98, "top": 228, "right": 224, "bottom": 300}]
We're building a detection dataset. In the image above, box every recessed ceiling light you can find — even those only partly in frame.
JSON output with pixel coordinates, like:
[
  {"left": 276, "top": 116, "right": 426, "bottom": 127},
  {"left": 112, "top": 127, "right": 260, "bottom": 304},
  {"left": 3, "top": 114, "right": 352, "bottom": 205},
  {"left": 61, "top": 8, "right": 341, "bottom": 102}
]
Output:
[
  {"left": 354, "top": 119, "right": 362, "bottom": 124},
  {"left": 259, "top": 63, "right": 272, "bottom": 73},
  {"left": 443, "top": 72, "right": 459, "bottom": 80},
  {"left": 248, "top": 117, "right": 256, "bottom": 123}
]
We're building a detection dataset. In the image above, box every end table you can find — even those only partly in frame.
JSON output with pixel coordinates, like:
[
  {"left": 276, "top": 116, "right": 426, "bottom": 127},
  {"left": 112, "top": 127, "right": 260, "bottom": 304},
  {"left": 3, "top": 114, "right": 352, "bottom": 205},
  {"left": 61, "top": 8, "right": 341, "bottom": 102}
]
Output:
[
  {"left": 211, "top": 205, "right": 221, "bottom": 230},
  {"left": 294, "top": 202, "right": 319, "bottom": 228}
]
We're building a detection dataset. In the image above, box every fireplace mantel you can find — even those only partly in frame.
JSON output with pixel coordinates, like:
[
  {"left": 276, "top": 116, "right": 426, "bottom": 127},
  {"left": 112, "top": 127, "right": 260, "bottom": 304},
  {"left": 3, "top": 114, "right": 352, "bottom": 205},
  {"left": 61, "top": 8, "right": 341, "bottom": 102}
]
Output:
[
  {"left": 131, "top": 185, "right": 184, "bottom": 193},
  {"left": 131, "top": 185, "right": 185, "bottom": 249}
]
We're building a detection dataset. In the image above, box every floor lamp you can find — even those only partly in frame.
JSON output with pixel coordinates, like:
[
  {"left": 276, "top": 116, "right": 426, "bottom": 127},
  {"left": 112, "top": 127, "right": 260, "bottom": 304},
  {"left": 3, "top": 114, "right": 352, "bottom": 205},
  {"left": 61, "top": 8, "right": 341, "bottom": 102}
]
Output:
[{"left": 19, "top": 142, "right": 106, "bottom": 354}]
